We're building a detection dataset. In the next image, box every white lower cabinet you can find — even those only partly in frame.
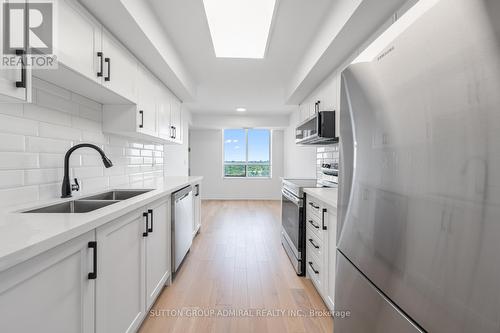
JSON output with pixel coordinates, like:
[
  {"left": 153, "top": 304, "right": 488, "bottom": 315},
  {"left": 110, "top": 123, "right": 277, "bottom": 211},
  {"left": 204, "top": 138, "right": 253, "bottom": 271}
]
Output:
[
  {"left": 145, "top": 199, "right": 171, "bottom": 309},
  {"left": 95, "top": 198, "right": 172, "bottom": 333},
  {"left": 305, "top": 195, "right": 337, "bottom": 311},
  {"left": 0, "top": 231, "right": 95, "bottom": 333},
  {"left": 96, "top": 210, "right": 147, "bottom": 333}
]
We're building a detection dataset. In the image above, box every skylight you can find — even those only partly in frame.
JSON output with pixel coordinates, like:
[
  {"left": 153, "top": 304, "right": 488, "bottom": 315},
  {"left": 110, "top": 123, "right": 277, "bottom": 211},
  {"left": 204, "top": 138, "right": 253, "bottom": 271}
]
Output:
[{"left": 202, "top": 0, "right": 277, "bottom": 59}]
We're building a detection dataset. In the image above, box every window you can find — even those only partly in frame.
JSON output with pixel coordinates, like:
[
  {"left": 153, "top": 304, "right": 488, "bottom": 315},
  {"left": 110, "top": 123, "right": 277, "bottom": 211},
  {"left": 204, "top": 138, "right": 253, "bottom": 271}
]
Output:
[{"left": 224, "top": 129, "right": 271, "bottom": 178}]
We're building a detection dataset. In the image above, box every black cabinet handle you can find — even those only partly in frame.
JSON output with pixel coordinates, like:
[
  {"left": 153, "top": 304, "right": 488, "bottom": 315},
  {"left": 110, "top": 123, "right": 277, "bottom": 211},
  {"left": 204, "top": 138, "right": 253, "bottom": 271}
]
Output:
[
  {"left": 195, "top": 185, "right": 200, "bottom": 197},
  {"left": 308, "top": 238, "right": 319, "bottom": 249},
  {"left": 170, "top": 126, "right": 175, "bottom": 139},
  {"left": 309, "top": 202, "right": 320, "bottom": 209},
  {"left": 322, "top": 208, "right": 327, "bottom": 231},
  {"left": 308, "top": 219, "right": 319, "bottom": 229},
  {"left": 15, "top": 49, "right": 26, "bottom": 88},
  {"left": 88, "top": 241, "right": 97, "bottom": 280},
  {"left": 104, "top": 57, "right": 110, "bottom": 81},
  {"left": 97, "top": 52, "right": 103, "bottom": 77},
  {"left": 147, "top": 209, "right": 154, "bottom": 233},
  {"left": 173, "top": 126, "right": 177, "bottom": 139},
  {"left": 308, "top": 261, "right": 319, "bottom": 274},
  {"left": 142, "top": 212, "right": 149, "bottom": 237},
  {"left": 139, "top": 110, "right": 144, "bottom": 128}
]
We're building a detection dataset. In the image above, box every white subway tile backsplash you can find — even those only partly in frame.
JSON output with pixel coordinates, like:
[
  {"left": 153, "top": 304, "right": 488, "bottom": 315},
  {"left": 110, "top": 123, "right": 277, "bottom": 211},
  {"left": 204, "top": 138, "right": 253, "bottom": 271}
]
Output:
[
  {"left": 78, "top": 106, "right": 102, "bottom": 122},
  {"left": 0, "top": 114, "right": 38, "bottom": 136},
  {"left": 0, "top": 103, "right": 23, "bottom": 117},
  {"left": 26, "top": 137, "right": 72, "bottom": 153},
  {"left": 24, "top": 103, "right": 72, "bottom": 126},
  {"left": 109, "top": 175, "right": 129, "bottom": 187},
  {"left": 25, "top": 168, "right": 62, "bottom": 185},
  {"left": 71, "top": 93, "right": 101, "bottom": 111},
  {"left": 0, "top": 170, "right": 24, "bottom": 189},
  {"left": 0, "top": 186, "right": 38, "bottom": 208},
  {"left": 72, "top": 117, "right": 102, "bottom": 132},
  {"left": 0, "top": 153, "right": 38, "bottom": 169},
  {"left": 37, "top": 89, "right": 79, "bottom": 115},
  {"left": 39, "top": 122, "right": 82, "bottom": 141},
  {"left": 73, "top": 166, "right": 104, "bottom": 179},
  {"left": 0, "top": 133, "right": 25, "bottom": 152},
  {"left": 0, "top": 79, "right": 166, "bottom": 209}
]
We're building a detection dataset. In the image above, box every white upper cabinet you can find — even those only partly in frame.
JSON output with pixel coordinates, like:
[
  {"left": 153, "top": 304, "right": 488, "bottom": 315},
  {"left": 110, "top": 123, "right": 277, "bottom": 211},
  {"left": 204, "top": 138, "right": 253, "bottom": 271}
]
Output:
[
  {"left": 136, "top": 65, "right": 157, "bottom": 137},
  {"left": 170, "top": 97, "right": 182, "bottom": 143},
  {"left": 157, "top": 90, "right": 172, "bottom": 140},
  {"left": 101, "top": 29, "right": 138, "bottom": 103},
  {"left": 57, "top": 0, "right": 101, "bottom": 83},
  {"left": 0, "top": 0, "right": 31, "bottom": 102}
]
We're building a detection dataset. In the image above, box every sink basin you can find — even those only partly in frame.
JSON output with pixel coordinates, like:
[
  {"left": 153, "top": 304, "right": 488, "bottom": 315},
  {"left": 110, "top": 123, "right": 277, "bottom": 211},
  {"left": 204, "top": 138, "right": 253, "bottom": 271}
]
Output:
[
  {"left": 80, "top": 189, "right": 153, "bottom": 201},
  {"left": 24, "top": 200, "right": 119, "bottom": 213}
]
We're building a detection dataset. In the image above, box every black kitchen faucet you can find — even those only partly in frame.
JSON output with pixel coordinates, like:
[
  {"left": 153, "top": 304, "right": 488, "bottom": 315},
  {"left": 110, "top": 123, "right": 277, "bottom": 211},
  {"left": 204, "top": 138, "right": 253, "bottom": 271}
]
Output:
[{"left": 61, "top": 143, "right": 113, "bottom": 198}]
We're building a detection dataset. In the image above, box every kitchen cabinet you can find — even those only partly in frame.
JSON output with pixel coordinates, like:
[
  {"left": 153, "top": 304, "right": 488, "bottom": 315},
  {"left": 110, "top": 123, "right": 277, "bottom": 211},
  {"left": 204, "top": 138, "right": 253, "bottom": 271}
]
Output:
[
  {"left": 145, "top": 198, "right": 171, "bottom": 309},
  {"left": 101, "top": 29, "right": 138, "bottom": 103},
  {"left": 305, "top": 194, "right": 337, "bottom": 311},
  {"left": 57, "top": 0, "right": 102, "bottom": 84},
  {"left": 0, "top": 0, "right": 31, "bottom": 103},
  {"left": 103, "top": 66, "right": 183, "bottom": 144},
  {"left": 0, "top": 231, "right": 95, "bottom": 333},
  {"left": 170, "top": 98, "right": 182, "bottom": 143},
  {"left": 96, "top": 210, "right": 146, "bottom": 333},
  {"left": 193, "top": 183, "right": 201, "bottom": 236}
]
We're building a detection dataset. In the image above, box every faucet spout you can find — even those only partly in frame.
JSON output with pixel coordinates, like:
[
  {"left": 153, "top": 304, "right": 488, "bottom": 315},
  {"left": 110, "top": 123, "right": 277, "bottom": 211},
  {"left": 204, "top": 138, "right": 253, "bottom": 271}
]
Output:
[{"left": 61, "top": 143, "right": 113, "bottom": 198}]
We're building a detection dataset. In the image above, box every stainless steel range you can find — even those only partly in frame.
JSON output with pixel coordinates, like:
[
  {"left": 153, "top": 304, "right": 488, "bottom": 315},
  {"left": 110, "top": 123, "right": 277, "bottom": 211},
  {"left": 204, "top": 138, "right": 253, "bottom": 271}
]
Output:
[{"left": 281, "top": 177, "right": 336, "bottom": 275}]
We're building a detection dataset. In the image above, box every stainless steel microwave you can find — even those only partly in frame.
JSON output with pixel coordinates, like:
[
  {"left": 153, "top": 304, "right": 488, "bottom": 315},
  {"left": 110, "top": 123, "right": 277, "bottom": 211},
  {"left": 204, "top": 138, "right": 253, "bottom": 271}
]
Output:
[{"left": 295, "top": 110, "right": 338, "bottom": 145}]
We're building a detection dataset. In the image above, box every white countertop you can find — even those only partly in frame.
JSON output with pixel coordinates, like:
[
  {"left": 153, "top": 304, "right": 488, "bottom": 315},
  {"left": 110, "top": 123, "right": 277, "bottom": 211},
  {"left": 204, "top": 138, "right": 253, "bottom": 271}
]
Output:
[
  {"left": 0, "top": 176, "right": 202, "bottom": 272},
  {"left": 304, "top": 187, "right": 338, "bottom": 208}
]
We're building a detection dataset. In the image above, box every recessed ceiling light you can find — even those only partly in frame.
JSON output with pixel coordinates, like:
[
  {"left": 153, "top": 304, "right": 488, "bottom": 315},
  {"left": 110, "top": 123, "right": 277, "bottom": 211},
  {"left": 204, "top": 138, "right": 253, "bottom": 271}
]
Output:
[
  {"left": 202, "top": 0, "right": 277, "bottom": 59},
  {"left": 236, "top": 107, "right": 247, "bottom": 112}
]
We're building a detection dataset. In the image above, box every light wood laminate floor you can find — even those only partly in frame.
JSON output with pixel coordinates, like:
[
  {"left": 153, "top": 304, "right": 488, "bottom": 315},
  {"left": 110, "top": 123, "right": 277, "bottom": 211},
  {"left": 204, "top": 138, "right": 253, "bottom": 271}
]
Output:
[{"left": 139, "top": 200, "right": 334, "bottom": 333}]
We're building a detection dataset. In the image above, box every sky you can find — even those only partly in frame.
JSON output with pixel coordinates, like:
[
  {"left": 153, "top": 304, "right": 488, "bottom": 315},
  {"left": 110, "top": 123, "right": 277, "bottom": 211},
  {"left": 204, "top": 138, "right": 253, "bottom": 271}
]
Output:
[{"left": 224, "top": 129, "right": 270, "bottom": 162}]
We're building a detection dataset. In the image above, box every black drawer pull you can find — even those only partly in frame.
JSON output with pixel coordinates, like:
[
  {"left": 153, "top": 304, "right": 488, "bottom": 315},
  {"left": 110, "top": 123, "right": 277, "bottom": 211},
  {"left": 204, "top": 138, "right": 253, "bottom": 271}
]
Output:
[
  {"left": 308, "top": 219, "right": 320, "bottom": 229},
  {"left": 15, "top": 49, "right": 26, "bottom": 88},
  {"left": 308, "top": 238, "right": 319, "bottom": 249},
  {"left": 322, "top": 208, "right": 327, "bottom": 231},
  {"left": 88, "top": 241, "right": 97, "bottom": 280},
  {"left": 147, "top": 209, "right": 154, "bottom": 233},
  {"left": 97, "top": 52, "right": 103, "bottom": 77},
  {"left": 308, "top": 261, "right": 319, "bottom": 274},
  {"left": 309, "top": 202, "right": 320, "bottom": 209},
  {"left": 142, "top": 212, "right": 149, "bottom": 237},
  {"left": 104, "top": 57, "right": 111, "bottom": 81},
  {"left": 139, "top": 110, "right": 144, "bottom": 128}
]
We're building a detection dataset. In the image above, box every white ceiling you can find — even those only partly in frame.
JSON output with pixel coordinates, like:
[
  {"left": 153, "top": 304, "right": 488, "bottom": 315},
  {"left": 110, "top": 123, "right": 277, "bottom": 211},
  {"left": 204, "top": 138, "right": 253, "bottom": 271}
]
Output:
[{"left": 147, "top": 0, "right": 333, "bottom": 115}]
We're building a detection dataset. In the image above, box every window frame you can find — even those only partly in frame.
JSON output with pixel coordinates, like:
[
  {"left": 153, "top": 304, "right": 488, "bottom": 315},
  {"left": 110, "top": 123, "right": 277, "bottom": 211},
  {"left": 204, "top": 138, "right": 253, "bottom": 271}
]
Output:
[{"left": 222, "top": 128, "right": 272, "bottom": 179}]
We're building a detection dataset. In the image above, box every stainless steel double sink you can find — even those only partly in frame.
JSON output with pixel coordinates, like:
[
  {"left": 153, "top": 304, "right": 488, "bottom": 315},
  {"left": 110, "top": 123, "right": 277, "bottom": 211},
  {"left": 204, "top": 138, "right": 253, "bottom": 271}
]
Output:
[{"left": 23, "top": 190, "right": 153, "bottom": 214}]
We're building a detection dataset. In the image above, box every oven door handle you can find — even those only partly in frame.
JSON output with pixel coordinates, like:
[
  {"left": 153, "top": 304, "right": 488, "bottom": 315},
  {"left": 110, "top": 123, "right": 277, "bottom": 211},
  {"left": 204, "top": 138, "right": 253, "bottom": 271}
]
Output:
[{"left": 281, "top": 189, "right": 302, "bottom": 206}]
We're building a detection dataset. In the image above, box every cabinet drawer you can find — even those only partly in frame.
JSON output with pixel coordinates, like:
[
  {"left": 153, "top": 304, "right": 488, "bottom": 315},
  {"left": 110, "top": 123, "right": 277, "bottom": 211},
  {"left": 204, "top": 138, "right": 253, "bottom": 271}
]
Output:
[
  {"left": 306, "top": 196, "right": 323, "bottom": 218},
  {"left": 306, "top": 227, "right": 323, "bottom": 260},
  {"left": 305, "top": 213, "right": 322, "bottom": 240},
  {"left": 306, "top": 250, "right": 322, "bottom": 290}
]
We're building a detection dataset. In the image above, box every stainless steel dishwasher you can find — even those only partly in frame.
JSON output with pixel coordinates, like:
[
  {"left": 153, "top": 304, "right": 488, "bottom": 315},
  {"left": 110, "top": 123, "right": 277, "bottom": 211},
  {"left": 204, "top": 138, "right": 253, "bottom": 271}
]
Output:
[{"left": 171, "top": 185, "right": 193, "bottom": 275}]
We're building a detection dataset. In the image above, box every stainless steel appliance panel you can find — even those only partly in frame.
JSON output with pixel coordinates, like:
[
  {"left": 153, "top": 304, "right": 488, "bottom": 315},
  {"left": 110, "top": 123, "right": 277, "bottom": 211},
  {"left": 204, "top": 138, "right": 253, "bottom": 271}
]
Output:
[
  {"left": 281, "top": 188, "right": 305, "bottom": 275},
  {"left": 334, "top": 252, "right": 423, "bottom": 333},
  {"left": 337, "top": 0, "right": 500, "bottom": 332}
]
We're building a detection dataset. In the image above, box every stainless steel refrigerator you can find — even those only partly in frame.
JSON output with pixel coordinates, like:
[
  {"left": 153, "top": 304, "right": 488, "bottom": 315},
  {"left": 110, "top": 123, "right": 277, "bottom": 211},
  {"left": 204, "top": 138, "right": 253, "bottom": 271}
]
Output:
[{"left": 335, "top": 0, "right": 500, "bottom": 332}]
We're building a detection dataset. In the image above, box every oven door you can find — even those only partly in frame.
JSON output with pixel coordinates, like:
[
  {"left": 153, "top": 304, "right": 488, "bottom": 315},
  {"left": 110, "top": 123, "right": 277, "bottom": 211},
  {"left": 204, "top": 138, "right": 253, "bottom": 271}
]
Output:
[{"left": 281, "top": 188, "right": 305, "bottom": 275}]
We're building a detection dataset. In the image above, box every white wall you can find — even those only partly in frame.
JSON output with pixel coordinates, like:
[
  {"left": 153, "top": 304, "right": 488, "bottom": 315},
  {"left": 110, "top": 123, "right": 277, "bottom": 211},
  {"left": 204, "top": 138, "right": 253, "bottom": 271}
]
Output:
[
  {"left": 0, "top": 78, "right": 164, "bottom": 209},
  {"left": 283, "top": 111, "right": 317, "bottom": 178},
  {"left": 190, "top": 129, "right": 284, "bottom": 200}
]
